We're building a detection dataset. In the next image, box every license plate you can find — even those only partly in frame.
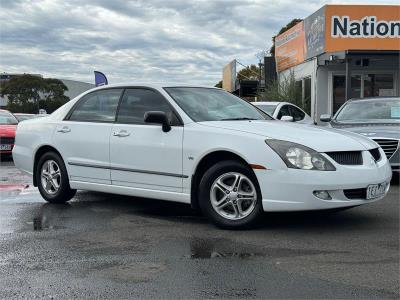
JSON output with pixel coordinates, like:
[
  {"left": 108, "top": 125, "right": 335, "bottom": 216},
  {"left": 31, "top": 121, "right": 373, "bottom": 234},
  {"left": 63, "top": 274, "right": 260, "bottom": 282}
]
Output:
[
  {"left": 0, "top": 144, "right": 12, "bottom": 151},
  {"left": 366, "top": 182, "right": 387, "bottom": 200}
]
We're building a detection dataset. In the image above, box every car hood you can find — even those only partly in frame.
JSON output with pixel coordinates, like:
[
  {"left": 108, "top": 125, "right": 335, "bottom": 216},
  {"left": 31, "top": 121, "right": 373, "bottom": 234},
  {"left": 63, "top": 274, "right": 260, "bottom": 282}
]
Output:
[
  {"left": 330, "top": 123, "right": 400, "bottom": 140},
  {"left": 0, "top": 124, "right": 17, "bottom": 137},
  {"left": 199, "top": 120, "right": 377, "bottom": 152}
]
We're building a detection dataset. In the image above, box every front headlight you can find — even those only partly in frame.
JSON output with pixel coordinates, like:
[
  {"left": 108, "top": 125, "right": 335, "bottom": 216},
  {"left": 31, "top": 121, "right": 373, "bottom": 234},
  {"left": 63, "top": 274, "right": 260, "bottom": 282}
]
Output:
[{"left": 265, "top": 139, "right": 336, "bottom": 171}]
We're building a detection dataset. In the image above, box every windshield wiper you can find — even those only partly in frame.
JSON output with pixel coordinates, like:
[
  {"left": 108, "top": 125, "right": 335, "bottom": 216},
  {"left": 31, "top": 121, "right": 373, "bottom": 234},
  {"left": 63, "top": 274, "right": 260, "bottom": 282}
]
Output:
[{"left": 221, "top": 117, "right": 258, "bottom": 121}]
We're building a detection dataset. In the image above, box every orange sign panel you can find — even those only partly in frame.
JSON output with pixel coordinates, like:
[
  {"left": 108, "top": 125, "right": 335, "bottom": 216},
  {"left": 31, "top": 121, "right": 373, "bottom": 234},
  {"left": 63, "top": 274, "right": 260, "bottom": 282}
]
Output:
[
  {"left": 275, "top": 22, "right": 306, "bottom": 72},
  {"left": 275, "top": 5, "right": 400, "bottom": 72},
  {"left": 325, "top": 5, "right": 400, "bottom": 52}
]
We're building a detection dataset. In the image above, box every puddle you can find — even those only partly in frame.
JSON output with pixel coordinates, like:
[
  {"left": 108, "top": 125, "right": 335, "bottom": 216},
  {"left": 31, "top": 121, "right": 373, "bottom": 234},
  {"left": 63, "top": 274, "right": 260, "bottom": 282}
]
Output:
[
  {"left": 189, "top": 238, "right": 347, "bottom": 259},
  {"left": 30, "top": 217, "right": 66, "bottom": 231},
  {"left": 26, "top": 203, "right": 71, "bottom": 231}
]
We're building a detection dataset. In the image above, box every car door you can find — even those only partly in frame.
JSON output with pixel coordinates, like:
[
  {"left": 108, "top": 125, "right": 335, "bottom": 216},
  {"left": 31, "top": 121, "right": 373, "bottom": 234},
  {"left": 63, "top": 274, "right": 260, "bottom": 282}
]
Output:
[
  {"left": 53, "top": 88, "right": 123, "bottom": 184},
  {"left": 110, "top": 88, "right": 184, "bottom": 192}
]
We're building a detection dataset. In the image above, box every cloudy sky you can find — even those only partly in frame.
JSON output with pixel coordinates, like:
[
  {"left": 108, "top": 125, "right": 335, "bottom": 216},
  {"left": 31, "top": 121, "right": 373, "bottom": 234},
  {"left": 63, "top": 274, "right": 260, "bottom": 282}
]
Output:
[{"left": 0, "top": 0, "right": 397, "bottom": 85}]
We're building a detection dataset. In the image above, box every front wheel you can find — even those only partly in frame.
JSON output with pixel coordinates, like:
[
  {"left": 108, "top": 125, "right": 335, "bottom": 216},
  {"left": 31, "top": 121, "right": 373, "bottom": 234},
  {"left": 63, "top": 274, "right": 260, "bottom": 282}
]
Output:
[
  {"left": 198, "top": 160, "right": 264, "bottom": 229},
  {"left": 36, "top": 151, "right": 76, "bottom": 203}
]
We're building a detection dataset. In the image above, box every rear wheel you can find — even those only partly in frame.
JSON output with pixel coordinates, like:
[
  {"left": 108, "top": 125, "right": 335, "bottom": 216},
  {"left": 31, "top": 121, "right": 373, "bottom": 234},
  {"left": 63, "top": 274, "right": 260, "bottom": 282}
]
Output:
[
  {"left": 36, "top": 152, "right": 76, "bottom": 203},
  {"left": 199, "top": 160, "right": 264, "bottom": 229}
]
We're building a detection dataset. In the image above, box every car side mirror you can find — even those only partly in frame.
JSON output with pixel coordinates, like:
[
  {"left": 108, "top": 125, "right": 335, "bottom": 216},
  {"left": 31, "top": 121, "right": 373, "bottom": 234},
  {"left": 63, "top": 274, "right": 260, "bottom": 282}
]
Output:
[
  {"left": 144, "top": 111, "right": 171, "bottom": 132},
  {"left": 280, "top": 115, "right": 294, "bottom": 122},
  {"left": 320, "top": 114, "right": 332, "bottom": 122}
]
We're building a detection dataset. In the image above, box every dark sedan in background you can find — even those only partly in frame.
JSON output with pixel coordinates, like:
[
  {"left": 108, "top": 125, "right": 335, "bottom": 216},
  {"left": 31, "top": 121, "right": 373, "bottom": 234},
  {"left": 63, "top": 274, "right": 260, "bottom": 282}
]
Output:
[{"left": 321, "top": 97, "right": 400, "bottom": 173}]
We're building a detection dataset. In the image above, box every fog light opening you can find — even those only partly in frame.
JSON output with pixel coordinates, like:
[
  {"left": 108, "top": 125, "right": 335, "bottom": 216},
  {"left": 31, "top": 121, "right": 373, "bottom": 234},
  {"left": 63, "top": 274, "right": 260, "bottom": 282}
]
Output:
[{"left": 313, "top": 190, "right": 332, "bottom": 200}]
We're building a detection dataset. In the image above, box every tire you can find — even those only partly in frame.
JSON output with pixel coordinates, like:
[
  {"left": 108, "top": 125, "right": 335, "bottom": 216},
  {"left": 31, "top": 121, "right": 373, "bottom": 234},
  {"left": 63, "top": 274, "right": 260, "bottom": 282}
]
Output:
[
  {"left": 198, "top": 160, "right": 264, "bottom": 229},
  {"left": 36, "top": 151, "right": 76, "bottom": 203}
]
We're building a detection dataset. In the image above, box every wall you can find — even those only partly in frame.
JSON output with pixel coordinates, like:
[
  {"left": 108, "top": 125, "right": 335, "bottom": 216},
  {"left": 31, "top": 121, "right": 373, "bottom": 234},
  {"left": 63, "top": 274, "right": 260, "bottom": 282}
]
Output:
[{"left": 61, "top": 79, "right": 94, "bottom": 100}]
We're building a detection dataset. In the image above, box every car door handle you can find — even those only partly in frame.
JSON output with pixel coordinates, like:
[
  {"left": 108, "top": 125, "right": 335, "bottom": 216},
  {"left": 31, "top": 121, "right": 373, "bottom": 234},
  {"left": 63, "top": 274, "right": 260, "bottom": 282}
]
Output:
[
  {"left": 57, "top": 127, "right": 71, "bottom": 133},
  {"left": 113, "top": 130, "right": 130, "bottom": 137}
]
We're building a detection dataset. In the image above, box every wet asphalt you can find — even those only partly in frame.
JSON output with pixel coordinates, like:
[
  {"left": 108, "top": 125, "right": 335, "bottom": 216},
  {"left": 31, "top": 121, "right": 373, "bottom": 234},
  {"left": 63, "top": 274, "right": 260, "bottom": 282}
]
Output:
[{"left": 0, "top": 156, "right": 399, "bottom": 299}]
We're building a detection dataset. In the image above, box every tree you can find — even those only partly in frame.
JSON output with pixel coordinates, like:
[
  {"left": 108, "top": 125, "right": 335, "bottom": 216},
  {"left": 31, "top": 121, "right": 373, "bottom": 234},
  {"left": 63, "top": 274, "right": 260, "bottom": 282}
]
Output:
[
  {"left": 0, "top": 75, "right": 69, "bottom": 113},
  {"left": 237, "top": 64, "right": 260, "bottom": 81},
  {"left": 258, "top": 72, "right": 302, "bottom": 106},
  {"left": 214, "top": 80, "right": 222, "bottom": 88},
  {"left": 269, "top": 18, "right": 303, "bottom": 56}
]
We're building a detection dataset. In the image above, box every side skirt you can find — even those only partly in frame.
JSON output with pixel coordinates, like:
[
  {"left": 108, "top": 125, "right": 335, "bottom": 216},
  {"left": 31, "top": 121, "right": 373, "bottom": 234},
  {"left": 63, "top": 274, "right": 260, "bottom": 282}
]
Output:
[{"left": 69, "top": 180, "right": 191, "bottom": 204}]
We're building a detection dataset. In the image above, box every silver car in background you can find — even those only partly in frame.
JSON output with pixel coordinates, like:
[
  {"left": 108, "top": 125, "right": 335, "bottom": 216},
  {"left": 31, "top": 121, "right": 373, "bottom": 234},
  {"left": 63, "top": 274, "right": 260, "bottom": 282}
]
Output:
[{"left": 320, "top": 97, "right": 400, "bottom": 173}]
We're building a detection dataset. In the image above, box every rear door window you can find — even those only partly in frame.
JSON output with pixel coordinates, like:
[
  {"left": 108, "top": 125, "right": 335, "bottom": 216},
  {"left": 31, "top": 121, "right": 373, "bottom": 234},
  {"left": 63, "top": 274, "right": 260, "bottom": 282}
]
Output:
[{"left": 68, "top": 89, "right": 123, "bottom": 122}]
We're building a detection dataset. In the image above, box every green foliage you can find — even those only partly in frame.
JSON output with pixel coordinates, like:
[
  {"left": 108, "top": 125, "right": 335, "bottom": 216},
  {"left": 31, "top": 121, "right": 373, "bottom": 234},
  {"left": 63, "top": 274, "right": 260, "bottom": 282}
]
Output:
[
  {"left": 269, "top": 18, "right": 303, "bottom": 56},
  {"left": 214, "top": 80, "right": 223, "bottom": 88},
  {"left": 237, "top": 64, "right": 260, "bottom": 81},
  {"left": 258, "top": 72, "right": 302, "bottom": 106},
  {"left": 0, "top": 75, "right": 69, "bottom": 113}
]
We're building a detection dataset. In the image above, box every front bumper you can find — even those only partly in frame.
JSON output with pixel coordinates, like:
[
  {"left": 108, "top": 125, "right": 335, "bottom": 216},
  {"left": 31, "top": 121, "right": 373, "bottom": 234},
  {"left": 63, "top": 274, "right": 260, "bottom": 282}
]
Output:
[{"left": 256, "top": 152, "right": 392, "bottom": 212}]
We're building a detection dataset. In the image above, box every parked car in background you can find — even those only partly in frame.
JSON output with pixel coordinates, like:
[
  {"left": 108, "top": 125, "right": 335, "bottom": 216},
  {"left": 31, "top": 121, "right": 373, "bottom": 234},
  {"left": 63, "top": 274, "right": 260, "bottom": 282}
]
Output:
[
  {"left": 13, "top": 84, "right": 392, "bottom": 228},
  {"left": 320, "top": 97, "right": 400, "bottom": 173},
  {"left": 14, "top": 113, "right": 46, "bottom": 122},
  {"left": 0, "top": 109, "right": 18, "bottom": 155},
  {"left": 252, "top": 101, "right": 313, "bottom": 125}
]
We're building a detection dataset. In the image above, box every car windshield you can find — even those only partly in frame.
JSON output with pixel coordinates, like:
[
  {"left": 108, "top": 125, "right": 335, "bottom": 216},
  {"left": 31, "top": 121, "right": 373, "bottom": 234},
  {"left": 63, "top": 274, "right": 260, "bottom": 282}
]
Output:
[
  {"left": 335, "top": 99, "right": 400, "bottom": 123},
  {"left": 0, "top": 111, "right": 18, "bottom": 125},
  {"left": 254, "top": 104, "right": 277, "bottom": 115},
  {"left": 164, "top": 87, "right": 271, "bottom": 122}
]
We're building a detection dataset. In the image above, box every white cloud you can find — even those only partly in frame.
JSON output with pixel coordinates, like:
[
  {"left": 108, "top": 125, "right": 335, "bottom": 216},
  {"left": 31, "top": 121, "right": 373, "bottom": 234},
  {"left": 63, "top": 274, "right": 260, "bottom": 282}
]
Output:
[{"left": 0, "top": 0, "right": 398, "bottom": 85}]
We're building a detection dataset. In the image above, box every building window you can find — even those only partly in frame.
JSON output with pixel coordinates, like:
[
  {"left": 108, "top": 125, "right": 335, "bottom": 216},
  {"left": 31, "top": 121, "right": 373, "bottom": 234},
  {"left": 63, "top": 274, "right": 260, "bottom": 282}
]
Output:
[
  {"left": 332, "top": 75, "right": 361, "bottom": 113},
  {"left": 303, "top": 77, "right": 311, "bottom": 115},
  {"left": 364, "top": 74, "right": 394, "bottom": 97}
]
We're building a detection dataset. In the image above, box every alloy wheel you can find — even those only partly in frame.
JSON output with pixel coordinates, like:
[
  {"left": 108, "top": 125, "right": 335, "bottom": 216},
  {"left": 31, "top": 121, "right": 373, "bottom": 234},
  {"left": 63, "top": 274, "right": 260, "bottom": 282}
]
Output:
[
  {"left": 210, "top": 172, "right": 257, "bottom": 220},
  {"left": 40, "top": 160, "right": 61, "bottom": 195}
]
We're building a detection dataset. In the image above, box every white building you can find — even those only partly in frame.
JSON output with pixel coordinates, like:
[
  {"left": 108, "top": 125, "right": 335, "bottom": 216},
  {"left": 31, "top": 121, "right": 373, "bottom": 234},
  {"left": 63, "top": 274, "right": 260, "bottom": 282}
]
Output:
[{"left": 275, "top": 5, "right": 400, "bottom": 123}]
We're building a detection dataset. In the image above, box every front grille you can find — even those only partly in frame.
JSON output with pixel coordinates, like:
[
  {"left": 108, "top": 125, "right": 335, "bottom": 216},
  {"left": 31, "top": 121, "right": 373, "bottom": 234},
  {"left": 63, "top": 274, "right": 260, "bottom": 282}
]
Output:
[
  {"left": 372, "top": 139, "right": 399, "bottom": 159},
  {"left": 369, "top": 148, "right": 381, "bottom": 162},
  {"left": 326, "top": 151, "right": 363, "bottom": 165},
  {"left": 0, "top": 137, "right": 15, "bottom": 145},
  {"left": 344, "top": 188, "right": 367, "bottom": 200}
]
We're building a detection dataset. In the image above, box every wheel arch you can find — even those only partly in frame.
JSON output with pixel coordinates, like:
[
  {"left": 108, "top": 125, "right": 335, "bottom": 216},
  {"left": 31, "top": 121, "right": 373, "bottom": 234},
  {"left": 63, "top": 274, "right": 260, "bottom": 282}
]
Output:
[
  {"left": 190, "top": 150, "right": 258, "bottom": 210},
  {"left": 32, "top": 145, "right": 63, "bottom": 187}
]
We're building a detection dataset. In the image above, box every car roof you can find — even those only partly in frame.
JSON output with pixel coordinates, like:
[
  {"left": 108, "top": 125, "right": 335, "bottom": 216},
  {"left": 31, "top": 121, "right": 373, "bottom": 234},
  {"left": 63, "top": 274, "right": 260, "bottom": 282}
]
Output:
[
  {"left": 251, "top": 101, "right": 287, "bottom": 105},
  {"left": 347, "top": 97, "right": 400, "bottom": 103},
  {"left": 86, "top": 83, "right": 220, "bottom": 92}
]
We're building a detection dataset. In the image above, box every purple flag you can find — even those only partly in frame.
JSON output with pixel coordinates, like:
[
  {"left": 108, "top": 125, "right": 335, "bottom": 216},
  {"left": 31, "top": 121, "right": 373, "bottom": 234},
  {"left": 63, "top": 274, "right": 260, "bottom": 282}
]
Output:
[{"left": 94, "top": 71, "right": 108, "bottom": 87}]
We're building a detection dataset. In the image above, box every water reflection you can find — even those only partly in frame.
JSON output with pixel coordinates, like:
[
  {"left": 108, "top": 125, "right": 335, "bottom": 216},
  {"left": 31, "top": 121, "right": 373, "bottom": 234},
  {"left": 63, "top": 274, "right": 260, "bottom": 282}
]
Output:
[{"left": 32, "top": 203, "right": 70, "bottom": 231}]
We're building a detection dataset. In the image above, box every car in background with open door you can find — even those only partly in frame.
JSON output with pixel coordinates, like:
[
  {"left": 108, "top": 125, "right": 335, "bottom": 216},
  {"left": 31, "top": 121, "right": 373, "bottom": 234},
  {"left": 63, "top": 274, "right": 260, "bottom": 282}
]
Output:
[
  {"left": 320, "top": 97, "right": 400, "bottom": 173},
  {"left": 252, "top": 101, "right": 313, "bottom": 125}
]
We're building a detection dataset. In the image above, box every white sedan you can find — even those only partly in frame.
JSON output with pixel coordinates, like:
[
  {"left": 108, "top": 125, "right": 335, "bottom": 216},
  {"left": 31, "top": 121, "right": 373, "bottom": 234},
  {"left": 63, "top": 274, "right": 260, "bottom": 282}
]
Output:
[
  {"left": 252, "top": 101, "right": 314, "bottom": 124},
  {"left": 13, "top": 84, "right": 392, "bottom": 229}
]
